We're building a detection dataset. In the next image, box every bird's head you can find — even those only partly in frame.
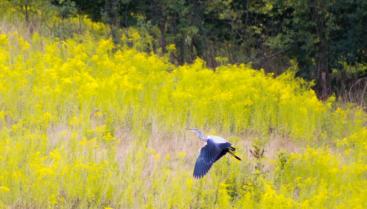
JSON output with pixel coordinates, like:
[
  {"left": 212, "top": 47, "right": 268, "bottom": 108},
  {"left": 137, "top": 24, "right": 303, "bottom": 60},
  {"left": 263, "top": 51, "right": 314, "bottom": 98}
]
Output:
[{"left": 187, "top": 128, "right": 208, "bottom": 141}]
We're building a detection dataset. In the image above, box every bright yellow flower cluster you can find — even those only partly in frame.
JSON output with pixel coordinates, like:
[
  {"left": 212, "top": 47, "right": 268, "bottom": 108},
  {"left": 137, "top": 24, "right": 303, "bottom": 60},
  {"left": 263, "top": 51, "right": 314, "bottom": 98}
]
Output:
[
  {"left": 272, "top": 142, "right": 367, "bottom": 209},
  {"left": 0, "top": 31, "right": 366, "bottom": 208}
]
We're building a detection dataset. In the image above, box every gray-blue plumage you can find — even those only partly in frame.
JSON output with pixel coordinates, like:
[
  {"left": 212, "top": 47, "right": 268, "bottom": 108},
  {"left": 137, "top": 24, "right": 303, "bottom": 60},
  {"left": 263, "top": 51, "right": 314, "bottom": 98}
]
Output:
[
  {"left": 188, "top": 128, "right": 241, "bottom": 178},
  {"left": 193, "top": 140, "right": 232, "bottom": 178}
]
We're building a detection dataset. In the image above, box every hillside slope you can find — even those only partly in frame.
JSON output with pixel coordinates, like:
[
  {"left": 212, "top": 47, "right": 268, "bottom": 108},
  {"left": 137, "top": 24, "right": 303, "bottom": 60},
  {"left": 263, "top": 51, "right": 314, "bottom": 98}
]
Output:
[{"left": 0, "top": 32, "right": 366, "bottom": 208}]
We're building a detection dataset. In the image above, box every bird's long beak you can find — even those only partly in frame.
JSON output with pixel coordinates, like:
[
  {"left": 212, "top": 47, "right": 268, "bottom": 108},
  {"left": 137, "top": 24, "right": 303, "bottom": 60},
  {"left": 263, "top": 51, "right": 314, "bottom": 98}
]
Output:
[{"left": 186, "top": 128, "right": 198, "bottom": 133}]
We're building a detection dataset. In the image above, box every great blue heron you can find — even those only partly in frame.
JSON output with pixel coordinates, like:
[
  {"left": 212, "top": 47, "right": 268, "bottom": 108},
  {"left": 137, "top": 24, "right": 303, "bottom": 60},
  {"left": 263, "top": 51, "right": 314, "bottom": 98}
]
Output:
[{"left": 188, "top": 128, "right": 241, "bottom": 178}]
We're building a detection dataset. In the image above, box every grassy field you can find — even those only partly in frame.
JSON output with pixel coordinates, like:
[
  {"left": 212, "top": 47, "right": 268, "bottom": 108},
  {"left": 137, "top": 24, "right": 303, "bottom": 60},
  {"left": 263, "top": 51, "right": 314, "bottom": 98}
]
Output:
[{"left": 0, "top": 20, "right": 366, "bottom": 208}]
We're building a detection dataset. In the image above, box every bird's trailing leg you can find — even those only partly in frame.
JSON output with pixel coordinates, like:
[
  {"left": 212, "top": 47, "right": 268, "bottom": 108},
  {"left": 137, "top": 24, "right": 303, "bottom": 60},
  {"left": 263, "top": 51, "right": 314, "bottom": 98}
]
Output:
[{"left": 228, "top": 150, "right": 241, "bottom": 161}]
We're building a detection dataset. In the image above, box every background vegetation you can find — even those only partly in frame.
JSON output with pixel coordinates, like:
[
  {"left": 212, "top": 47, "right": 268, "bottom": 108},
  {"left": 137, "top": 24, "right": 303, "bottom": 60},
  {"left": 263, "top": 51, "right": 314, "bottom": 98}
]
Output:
[
  {"left": 0, "top": 1, "right": 366, "bottom": 209},
  {"left": 2, "top": 0, "right": 367, "bottom": 102}
]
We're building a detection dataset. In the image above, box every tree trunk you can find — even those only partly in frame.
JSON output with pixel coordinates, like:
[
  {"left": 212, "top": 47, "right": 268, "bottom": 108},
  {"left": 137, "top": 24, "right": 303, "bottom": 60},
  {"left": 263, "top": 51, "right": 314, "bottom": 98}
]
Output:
[
  {"left": 111, "top": 0, "right": 120, "bottom": 46},
  {"left": 316, "top": 40, "right": 330, "bottom": 100},
  {"left": 24, "top": 0, "right": 30, "bottom": 24},
  {"left": 159, "top": 20, "right": 167, "bottom": 54},
  {"left": 178, "top": 37, "right": 185, "bottom": 65},
  {"left": 105, "top": 0, "right": 121, "bottom": 46},
  {"left": 311, "top": 0, "right": 331, "bottom": 99}
]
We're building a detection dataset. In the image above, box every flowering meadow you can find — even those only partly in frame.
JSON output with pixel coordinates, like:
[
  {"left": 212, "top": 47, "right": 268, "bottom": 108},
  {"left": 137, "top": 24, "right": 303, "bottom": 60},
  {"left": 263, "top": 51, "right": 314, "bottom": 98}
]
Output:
[{"left": 0, "top": 24, "right": 366, "bottom": 208}]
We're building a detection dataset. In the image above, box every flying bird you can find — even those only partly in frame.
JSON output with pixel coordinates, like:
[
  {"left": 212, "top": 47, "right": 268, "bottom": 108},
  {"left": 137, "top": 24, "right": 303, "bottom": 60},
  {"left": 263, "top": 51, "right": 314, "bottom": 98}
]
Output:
[{"left": 188, "top": 128, "right": 241, "bottom": 178}]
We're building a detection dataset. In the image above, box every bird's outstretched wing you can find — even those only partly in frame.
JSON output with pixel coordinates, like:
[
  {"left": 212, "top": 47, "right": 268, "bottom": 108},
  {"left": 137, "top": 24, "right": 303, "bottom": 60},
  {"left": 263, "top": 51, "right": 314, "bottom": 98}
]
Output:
[{"left": 193, "top": 140, "right": 225, "bottom": 178}]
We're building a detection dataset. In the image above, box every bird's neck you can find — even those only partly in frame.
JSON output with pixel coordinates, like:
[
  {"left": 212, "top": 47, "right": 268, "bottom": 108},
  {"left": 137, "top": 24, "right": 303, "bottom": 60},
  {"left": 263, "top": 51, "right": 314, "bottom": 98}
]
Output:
[
  {"left": 190, "top": 129, "right": 208, "bottom": 141},
  {"left": 197, "top": 132, "right": 207, "bottom": 141}
]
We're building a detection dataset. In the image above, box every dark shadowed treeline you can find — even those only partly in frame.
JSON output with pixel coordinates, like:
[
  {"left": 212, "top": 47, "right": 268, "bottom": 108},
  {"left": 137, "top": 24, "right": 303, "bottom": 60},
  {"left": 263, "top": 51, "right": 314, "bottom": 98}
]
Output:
[{"left": 3, "top": 0, "right": 367, "bottom": 103}]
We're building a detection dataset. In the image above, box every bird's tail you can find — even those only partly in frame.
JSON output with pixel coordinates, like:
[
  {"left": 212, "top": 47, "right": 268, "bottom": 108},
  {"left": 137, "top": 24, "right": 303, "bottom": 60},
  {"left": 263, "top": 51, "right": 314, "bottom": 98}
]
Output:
[{"left": 228, "top": 150, "right": 241, "bottom": 161}]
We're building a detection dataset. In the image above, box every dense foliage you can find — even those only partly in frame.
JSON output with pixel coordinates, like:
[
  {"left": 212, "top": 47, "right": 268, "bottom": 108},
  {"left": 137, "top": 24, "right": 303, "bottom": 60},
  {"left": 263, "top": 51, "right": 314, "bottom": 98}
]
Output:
[
  {"left": 0, "top": 2, "right": 367, "bottom": 209},
  {"left": 0, "top": 29, "right": 366, "bottom": 208},
  {"left": 2, "top": 0, "right": 367, "bottom": 101}
]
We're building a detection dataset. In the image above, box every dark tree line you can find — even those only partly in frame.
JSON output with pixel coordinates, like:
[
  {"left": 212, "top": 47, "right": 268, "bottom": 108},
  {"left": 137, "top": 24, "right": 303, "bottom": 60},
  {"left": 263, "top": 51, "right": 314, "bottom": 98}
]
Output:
[{"left": 5, "top": 0, "right": 367, "bottom": 102}]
